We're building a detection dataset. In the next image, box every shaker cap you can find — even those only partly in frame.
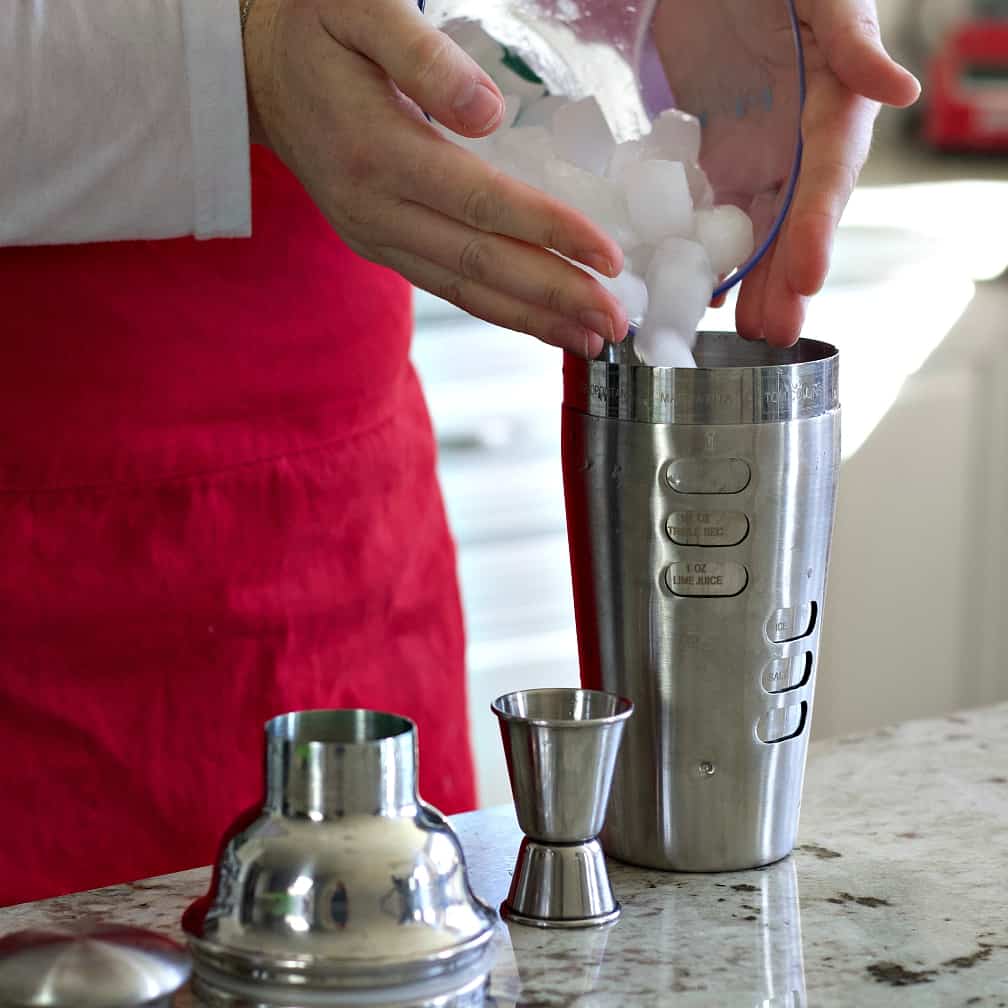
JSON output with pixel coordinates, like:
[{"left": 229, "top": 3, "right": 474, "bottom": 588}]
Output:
[{"left": 0, "top": 923, "right": 191, "bottom": 1007}]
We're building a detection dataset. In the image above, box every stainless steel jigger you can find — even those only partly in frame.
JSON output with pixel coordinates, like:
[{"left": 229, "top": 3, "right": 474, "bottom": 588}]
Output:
[{"left": 491, "top": 689, "right": 633, "bottom": 928}]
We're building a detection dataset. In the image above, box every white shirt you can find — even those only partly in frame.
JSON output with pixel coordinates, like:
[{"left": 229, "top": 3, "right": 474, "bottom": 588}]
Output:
[{"left": 0, "top": 0, "right": 250, "bottom": 246}]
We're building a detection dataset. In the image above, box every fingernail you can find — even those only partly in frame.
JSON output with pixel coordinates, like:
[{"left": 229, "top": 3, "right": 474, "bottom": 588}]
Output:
[
  {"left": 555, "top": 324, "right": 603, "bottom": 358},
  {"left": 584, "top": 332, "right": 605, "bottom": 359},
  {"left": 453, "top": 80, "right": 502, "bottom": 132},
  {"left": 579, "top": 309, "right": 615, "bottom": 343},
  {"left": 582, "top": 252, "right": 616, "bottom": 276}
]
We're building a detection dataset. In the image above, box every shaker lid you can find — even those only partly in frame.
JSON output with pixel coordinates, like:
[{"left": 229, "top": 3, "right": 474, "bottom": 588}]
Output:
[{"left": 0, "top": 923, "right": 191, "bottom": 1007}]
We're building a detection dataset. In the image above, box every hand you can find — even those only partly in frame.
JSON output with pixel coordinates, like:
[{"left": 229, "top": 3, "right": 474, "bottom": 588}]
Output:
[
  {"left": 653, "top": 0, "right": 920, "bottom": 346},
  {"left": 242, "top": 0, "right": 627, "bottom": 357}
]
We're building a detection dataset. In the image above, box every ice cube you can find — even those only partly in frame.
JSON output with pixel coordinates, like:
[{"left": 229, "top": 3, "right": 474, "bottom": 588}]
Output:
[
  {"left": 634, "top": 325, "right": 698, "bottom": 368},
  {"left": 651, "top": 235, "right": 712, "bottom": 274},
  {"left": 574, "top": 264, "right": 649, "bottom": 324},
  {"left": 551, "top": 97, "right": 615, "bottom": 177},
  {"left": 516, "top": 95, "right": 567, "bottom": 129},
  {"left": 544, "top": 158, "right": 637, "bottom": 247},
  {"left": 694, "top": 206, "right": 756, "bottom": 276},
  {"left": 645, "top": 237, "right": 715, "bottom": 336},
  {"left": 496, "top": 125, "right": 552, "bottom": 159},
  {"left": 620, "top": 160, "right": 694, "bottom": 245},
  {"left": 644, "top": 271, "right": 712, "bottom": 337},
  {"left": 494, "top": 127, "right": 552, "bottom": 190},
  {"left": 495, "top": 150, "right": 544, "bottom": 190},
  {"left": 648, "top": 109, "right": 702, "bottom": 165},
  {"left": 600, "top": 270, "right": 649, "bottom": 323},
  {"left": 612, "top": 271, "right": 649, "bottom": 323},
  {"left": 685, "top": 162, "right": 716, "bottom": 211},
  {"left": 606, "top": 139, "right": 648, "bottom": 183},
  {"left": 625, "top": 244, "right": 656, "bottom": 279}
]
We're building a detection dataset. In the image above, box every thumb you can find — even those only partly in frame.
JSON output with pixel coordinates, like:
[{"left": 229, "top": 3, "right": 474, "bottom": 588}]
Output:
[
  {"left": 327, "top": 0, "right": 505, "bottom": 136},
  {"left": 804, "top": 0, "right": 921, "bottom": 108}
]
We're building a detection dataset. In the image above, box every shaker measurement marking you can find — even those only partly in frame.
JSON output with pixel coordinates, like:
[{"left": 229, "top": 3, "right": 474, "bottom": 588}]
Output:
[
  {"left": 673, "top": 563, "right": 724, "bottom": 587},
  {"left": 666, "top": 562, "right": 748, "bottom": 597},
  {"left": 667, "top": 511, "right": 749, "bottom": 547}
]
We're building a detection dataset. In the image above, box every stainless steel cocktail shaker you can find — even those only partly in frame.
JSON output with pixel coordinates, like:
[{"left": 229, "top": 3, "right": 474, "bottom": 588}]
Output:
[
  {"left": 185, "top": 710, "right": 495, "bottom": 1004},
  {"left": 562, "top": 332, "right": 840, "bottom": 871}
]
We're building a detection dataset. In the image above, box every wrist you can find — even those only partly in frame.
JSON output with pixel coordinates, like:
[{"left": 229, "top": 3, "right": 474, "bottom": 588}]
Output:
[{"left": 241, "top": 0, "right": 275, "bottom": 147}]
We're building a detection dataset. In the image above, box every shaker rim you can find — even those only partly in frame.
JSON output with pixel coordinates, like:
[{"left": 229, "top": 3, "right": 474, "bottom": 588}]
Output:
[
  {"left": 564, "top": 330, "right": 840, "bottom": 425},
  {"left": 183, "top": 926, "right": 494, "bottom": 991},
  {"left": 491, "top": 688, "right": 634, "bottom": 728},
  {"left": 264, "top": 708, "right": 416, "bottom": 745}
]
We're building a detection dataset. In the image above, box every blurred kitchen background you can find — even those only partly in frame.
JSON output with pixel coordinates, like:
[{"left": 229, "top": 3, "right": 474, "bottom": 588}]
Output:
[{"left": 410, "top": 0, "right": 1008, "bottom": 807}]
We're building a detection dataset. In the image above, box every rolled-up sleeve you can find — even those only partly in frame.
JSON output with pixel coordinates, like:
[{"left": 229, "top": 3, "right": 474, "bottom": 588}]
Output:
[{"left": 0, "top": 0, "right": 251, "bottom": 246}]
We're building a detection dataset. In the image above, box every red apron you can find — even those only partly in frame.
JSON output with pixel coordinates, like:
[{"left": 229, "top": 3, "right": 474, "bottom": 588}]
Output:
[{"left": 0, "top": 148, "right": 476, "bottom": 907}]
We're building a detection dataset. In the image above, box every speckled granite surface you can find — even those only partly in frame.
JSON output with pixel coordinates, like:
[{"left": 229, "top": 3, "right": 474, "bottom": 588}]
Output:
[{"left": 3, "top": 704, "right": 1006, "bottom": 1006}]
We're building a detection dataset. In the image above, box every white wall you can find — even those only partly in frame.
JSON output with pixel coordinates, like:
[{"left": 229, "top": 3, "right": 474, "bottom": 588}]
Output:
[{"left": 814, "top": 281, "right": 1008, "bottom": 739}]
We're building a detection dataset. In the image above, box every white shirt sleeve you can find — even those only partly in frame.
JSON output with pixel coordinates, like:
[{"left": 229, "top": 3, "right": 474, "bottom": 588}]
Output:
[{"left": 0, "top": 0, "right": 251, "bottom": 246}]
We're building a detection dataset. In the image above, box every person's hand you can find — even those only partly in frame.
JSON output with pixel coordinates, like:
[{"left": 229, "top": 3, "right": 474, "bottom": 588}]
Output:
[
  {"left": 242, "top": 0, "right": 627, "bottom": 357},
  {"left": 653, "top": 0, "right": 920, "bottom": 346}
]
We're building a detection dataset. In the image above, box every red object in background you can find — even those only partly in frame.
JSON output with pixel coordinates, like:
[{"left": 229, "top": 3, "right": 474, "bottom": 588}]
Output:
[
  {"left": 0, "top": 147, "right": 476, "bottom": 908},
  {"left": 926, "top": 20, "right": 1008, "bottom": 151}
]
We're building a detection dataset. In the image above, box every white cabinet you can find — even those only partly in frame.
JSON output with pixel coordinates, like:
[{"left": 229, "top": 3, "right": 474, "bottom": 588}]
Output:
[
  {"left": 411, "top": 308, "right": 581, "bottom": 808},
  {"left": 816, "top": 281, "right": 1008, "bottom": 738}
]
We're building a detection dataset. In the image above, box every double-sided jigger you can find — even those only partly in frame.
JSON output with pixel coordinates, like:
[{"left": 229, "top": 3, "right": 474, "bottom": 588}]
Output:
[{"left": 492, "top": 688, "right": 633, "bottom": 928}]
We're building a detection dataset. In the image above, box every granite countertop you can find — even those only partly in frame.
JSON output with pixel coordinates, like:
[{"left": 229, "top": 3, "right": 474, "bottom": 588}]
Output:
[{"left": 3, "top": 703, "right": 1007, "bottom": 1006}]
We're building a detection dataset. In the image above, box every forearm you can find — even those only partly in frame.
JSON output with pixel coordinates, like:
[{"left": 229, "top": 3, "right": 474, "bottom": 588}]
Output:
[{"left": 0, "top": 0, "right": 250, "bottom": 247}]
